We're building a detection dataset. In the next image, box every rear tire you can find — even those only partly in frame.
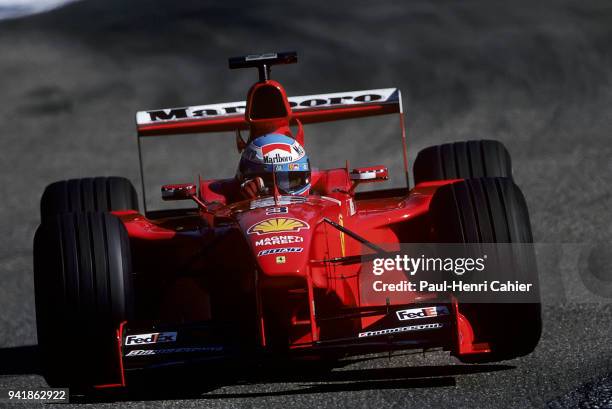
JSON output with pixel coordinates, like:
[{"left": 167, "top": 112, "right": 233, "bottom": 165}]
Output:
[
  {"left": 34, "top": 212, "right": 134, "bottom": 388},
  {"left": 40, "top": 177, "right": 139, "bottom": 223},
  {"left": 413, "top": 140, "right": 512, "bottom": 185},
  {"left": 429, "top": 177, "right": 541, "bottom": 361}
]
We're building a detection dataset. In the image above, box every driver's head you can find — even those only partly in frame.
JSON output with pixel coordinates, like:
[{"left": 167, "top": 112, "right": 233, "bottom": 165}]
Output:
[{"left": 237, "top": 133, "right": 311, "bottom": 195}]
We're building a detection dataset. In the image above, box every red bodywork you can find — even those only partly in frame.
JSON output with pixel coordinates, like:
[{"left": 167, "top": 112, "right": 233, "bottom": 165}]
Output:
[{"left": 100, "top": 68, "right": 490, "bottom": 388}]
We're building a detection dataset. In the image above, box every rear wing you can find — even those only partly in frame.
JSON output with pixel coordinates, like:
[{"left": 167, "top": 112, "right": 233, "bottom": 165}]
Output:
[
  {"left": 136, "top": 88, "right": 402, "bottom": 136},
  {"left": 135, "top": 87, "right": 407, "bottom": 214}
]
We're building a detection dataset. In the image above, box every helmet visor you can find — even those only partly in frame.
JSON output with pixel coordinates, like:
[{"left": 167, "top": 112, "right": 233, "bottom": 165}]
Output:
[
  {"left": 275, "top": 171, "right": 310, "bottom": 194},
  {"left": 253, "top": 171, "right": 310, "bottom": 194}
]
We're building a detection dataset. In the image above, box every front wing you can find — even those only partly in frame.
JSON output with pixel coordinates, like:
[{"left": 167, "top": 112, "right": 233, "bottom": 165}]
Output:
[{"left": 97, "top": 298, "right": 488, "bottom": 388}]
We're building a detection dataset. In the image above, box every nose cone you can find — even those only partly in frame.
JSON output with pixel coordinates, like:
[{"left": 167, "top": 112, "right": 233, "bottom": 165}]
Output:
[{"left": 236, "top": 200, "right": 324, "bottom": 280}]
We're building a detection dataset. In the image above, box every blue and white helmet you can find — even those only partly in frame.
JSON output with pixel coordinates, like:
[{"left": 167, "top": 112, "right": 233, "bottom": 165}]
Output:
[{"left": 238, "top": 133, "right": 311, "bottom": 195}]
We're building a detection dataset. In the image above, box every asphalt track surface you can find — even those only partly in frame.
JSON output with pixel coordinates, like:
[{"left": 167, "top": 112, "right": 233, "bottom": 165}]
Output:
[{"left": 1, "top": 1, "right": 612, "bottom": 407}]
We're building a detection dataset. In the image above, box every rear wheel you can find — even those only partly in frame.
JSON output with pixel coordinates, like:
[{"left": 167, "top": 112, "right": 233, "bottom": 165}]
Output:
[
  {"left": 40, "top": 177, "right": 139, "bottom": 223},
  {"left": 413, "top": 140, "right": 512, "bottom": 185},
  {"left": 429, "top": 177, "right": 541, "bottom": 361},
  {"left": 34, "top": 212, "right": 134, "bottom": 388}
]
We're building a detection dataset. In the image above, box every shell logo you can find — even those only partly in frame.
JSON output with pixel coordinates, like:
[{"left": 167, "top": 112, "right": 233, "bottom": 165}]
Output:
[{"left": 247, "top": 218, "right": 310, "bottom": 235}]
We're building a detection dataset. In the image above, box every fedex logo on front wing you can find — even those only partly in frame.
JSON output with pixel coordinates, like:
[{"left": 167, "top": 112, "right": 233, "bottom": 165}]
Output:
[
  {"left": 125, "top": 331, "right": 177, "bottom": 345},
  {"left": 396, "top": 306, "right": 449, "bottom": 321}
]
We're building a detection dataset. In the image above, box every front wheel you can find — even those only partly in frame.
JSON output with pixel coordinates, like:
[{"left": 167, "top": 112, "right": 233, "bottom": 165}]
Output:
[
  {"left": 429, "top": 177, "right": 541, "bottom": 361},
  {"left": 34, "top": 212, "right": 134, "bottom": 388}
]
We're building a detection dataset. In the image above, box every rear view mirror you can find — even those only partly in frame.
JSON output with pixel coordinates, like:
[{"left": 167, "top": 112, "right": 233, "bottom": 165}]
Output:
[
  {"left": 350, "top": 166, "right": 389, "bottom": 183},
  {"left": 161, "top": 183, "right": 196, "bottom": 201}
]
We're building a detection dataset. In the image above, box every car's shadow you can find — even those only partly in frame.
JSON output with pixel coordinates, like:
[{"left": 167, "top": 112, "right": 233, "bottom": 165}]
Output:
[
  {"left": 0, "top": 345, "right": 40, "bottom": 376},
  {"left": 0, "top": 345, "right": 514, "bottom": 402}
]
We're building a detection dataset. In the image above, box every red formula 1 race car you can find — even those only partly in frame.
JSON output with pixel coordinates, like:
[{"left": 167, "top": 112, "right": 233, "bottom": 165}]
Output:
[{"left": 33, "top": 52, "right": 541, "bottom": 391}]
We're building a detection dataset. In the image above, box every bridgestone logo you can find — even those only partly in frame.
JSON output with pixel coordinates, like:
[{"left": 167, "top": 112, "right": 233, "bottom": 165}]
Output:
[
  {"left": 125, "top": 346, "right": 224, "bottom": 356},
  {"left": 358, "top": 323, "right": 443, "bottom": 338}
]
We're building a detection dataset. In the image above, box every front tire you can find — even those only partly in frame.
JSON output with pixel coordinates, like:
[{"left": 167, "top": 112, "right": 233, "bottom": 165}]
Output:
[
  {"left": 429, "top": 177, "right": 541, "bottom": 361},
  {"left": 34, "top": 212, "right": 134, "bottom": 388}
]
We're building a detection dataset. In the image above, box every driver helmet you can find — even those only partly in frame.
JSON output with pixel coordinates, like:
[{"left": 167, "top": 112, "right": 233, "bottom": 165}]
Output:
[{"left": 237, "top": 133, "right": 311, "bottom": 195}]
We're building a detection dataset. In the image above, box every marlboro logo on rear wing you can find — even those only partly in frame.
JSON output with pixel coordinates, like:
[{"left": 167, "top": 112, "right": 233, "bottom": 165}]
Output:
[{"left": 136, "top": 88, "right": 402, "bottom": 136}]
